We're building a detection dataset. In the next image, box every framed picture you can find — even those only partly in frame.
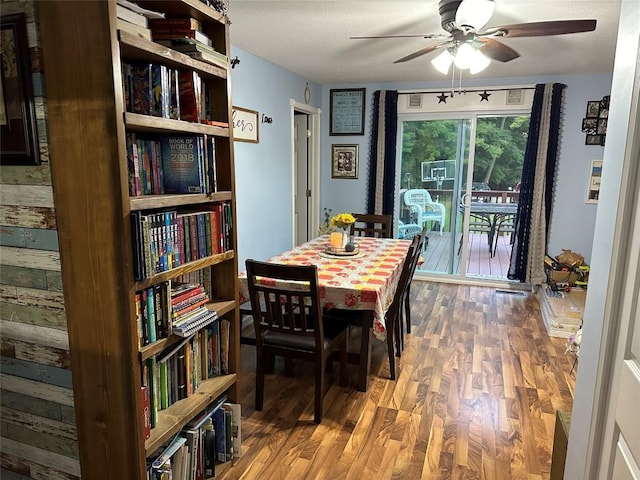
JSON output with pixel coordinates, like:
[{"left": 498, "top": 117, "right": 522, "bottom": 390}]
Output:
[
  {"left": 586, "top": 159, "right": 603, "bottom": 204},
  {"left": 582, "top": 118, "right": 598, "bottom": 134},
  {"left": 597, "top": 118, "right": 608, "bottom": 135},
  {"left": 586, "top": 134, "right": 603, "bottom": 145},
  {"left": 232, "top": 106, "right": 259, "bottom": 143},
  {"left": 331, "top": 144, "right": 358, "bottom": 179},
  {"left": 330, "top": 88, "right": 365, "bottom": 136},
  {"left": 586, "top": 100, "right": 601, "bottom": 118},
  {"left": 0, "top": 14, "right": 40, "bottom": 165}
]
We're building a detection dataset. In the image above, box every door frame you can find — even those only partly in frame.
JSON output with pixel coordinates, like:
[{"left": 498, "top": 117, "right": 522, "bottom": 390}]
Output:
[
  {"left": 290, "top": 100, "right": 321, "bottom": 245},
  {"left": 570, "top": 1, "right": 640, "bottom": 475}
]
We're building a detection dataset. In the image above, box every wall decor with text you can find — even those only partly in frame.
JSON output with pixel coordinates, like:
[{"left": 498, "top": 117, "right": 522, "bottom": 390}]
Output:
[
  {"left": 232, "top": 106, "right": 259, "bottom": 143},
  {"left": 330, "top": 88, "right": 365, "bottom": 136}
]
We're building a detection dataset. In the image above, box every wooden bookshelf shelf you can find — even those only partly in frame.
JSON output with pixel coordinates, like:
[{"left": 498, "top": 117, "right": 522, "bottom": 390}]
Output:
[
  {"left": 125, "top": 112, "right": 230, "bottom": 136},
  {"left": 145, "top": 373, "right": 237, "bottom": 456},
  {"left": 130, "top": 191, "right": 232, "bottom": 211},
  {"left": 118, "top": 31, "right": 228, "bottom": 79},
  {"left": 139, "top": 299, "right": 236, "bottom": 361},
  {"left": 134, "top": 251, "right": 235, "bottom": 290}
]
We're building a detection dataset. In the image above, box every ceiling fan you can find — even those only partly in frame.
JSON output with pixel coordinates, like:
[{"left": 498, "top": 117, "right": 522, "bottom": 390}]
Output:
[{"left": 351, "top": 0, "right": 597, "bottom": 73}]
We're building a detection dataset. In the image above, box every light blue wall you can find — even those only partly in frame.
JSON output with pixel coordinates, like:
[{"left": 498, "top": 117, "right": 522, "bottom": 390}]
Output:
[
  {"left": 321, "top": 73, "right": 612, "bottom": 264},
  {"left": 230, "top": 47, "right": 322, "bottom": 269}
]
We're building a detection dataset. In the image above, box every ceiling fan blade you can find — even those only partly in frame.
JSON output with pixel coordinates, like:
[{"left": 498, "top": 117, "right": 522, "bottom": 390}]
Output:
[
  {"left": 394, "top": 42, "right": 452, "bottom": 63},
  {"left": 350, "top": 33, "right": 449, "bottom": 40},
  {"left": 478, "top": 38, "right": 520, "bottom": 62},
  {"left": 483, "top": 19, "right": 597, "bottom": 38}
]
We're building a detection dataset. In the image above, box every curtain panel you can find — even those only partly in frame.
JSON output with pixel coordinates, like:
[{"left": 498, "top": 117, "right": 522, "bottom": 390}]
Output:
[
  {"left": 366, "top": 90, "right": 399, "bottom": 220},
  {"left": 509, "top": 82, "right": 566, "bottom": 284}
]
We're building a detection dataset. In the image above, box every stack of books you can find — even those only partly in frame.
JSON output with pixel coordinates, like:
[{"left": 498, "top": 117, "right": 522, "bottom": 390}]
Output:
[
  {"left": 150, "top": 16, "right": 229, "bottom": 67},
  {"left": 116, "top": 0, "right": 164, "bottom": 40}
]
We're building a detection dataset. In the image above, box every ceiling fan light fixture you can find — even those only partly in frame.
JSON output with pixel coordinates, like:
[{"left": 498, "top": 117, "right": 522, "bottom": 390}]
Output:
[
  {"left": 469, "top": 49, "right": 491, "bottom": 74},
  {"left": 453, "top": 42, "right": 476, "bottom": 69},
  {"left": 455, "top": 0, "right": 495, "bottom": 31},
  {"left": 431, "top": 48, "right": 455, "bottom": 74}
]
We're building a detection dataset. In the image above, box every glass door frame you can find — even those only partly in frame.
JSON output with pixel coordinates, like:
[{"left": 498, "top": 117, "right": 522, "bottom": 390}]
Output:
[{"left": 396, "top": 108, "right": 529, "bottom": 285}]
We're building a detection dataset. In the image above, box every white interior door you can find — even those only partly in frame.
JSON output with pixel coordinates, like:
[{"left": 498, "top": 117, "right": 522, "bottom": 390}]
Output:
[{"left": 294, "top": 113, "right": 309, "bottom": 245}]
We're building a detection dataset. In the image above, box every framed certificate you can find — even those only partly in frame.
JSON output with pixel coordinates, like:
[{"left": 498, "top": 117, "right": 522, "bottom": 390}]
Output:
[{"left": 330, "top": 88, "right": 365, "bottom": 136}]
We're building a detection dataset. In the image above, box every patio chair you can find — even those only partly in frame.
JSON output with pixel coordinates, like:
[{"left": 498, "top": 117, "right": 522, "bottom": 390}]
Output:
[
  {"left": 492, "top": 213, "right": 516, "bottom": 257},
  {"left": 403, "top": 189, "right": 446, "bottom": 235},
  {"left": 398, "top": 220, "right": 422, "bottom": 240}
]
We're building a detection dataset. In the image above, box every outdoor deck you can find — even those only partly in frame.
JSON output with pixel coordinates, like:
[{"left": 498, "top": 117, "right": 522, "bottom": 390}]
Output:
[{"left": 418, "top": 231, "right": 514, "bottom": 278}]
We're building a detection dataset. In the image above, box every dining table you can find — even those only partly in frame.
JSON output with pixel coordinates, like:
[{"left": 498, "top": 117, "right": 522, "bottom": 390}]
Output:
[{"left": 238, "top": 235, "right": 412, "bottom": 392}]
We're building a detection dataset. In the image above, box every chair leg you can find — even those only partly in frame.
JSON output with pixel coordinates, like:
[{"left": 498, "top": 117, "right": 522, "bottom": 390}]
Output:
[
  {"left": 405, "top": 286, "right": 412, "bottom": 334},
  {"left": 386, "top": 322, "right": 396, "bottom": 380},
  {"left": 339, "top": 340, "right": 348, "bottom": 387},
  {"left": 255, "top": 350, "right": 265, "bottom": 411},
  {"left": 314, "top": 356, "right": 325, "bottom": 423}
]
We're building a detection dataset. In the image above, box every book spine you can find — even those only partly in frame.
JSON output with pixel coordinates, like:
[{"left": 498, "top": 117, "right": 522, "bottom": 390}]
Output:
[
  {"left": 149, "top": 18, "right": 202, "bottom": 31},
  {"left": 171, "top": 284, "right": 204, "bottom": 305},
  {"left": 159, "top": 360, "right": 168, "bottom": 410},
  {"left": 146, "top": 287, "right": 157, "bottom": 343},
  {"left": 142, "top": 385, "right": 151, "bottom": 439},
  {"left": 189, "top": 215, "right": 198, "bottom": 261}
]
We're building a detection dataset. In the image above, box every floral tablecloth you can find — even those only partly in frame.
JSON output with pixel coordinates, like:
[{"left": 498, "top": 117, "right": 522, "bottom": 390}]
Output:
[{"left": 238, "top": 235, "right": 411, "bottom": 340}]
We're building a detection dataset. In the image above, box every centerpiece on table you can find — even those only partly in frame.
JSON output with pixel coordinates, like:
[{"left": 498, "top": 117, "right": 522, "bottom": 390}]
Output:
[{"left": 330, "top": 212, "right": 356, "bottom": 250}]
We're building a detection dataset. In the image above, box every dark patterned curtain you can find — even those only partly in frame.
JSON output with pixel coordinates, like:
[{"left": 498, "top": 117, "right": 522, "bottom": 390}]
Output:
[
  {"left": 509, "top": 83, "right": 565, "bottom": 283},
  {"left": 366, "top": 90, "right": 398, "bottom": 221}
]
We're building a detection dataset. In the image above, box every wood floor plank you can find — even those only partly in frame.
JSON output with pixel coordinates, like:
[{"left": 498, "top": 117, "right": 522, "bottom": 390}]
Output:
[{"left": 221, "top": 283, "right": 575, "bottom": 479}]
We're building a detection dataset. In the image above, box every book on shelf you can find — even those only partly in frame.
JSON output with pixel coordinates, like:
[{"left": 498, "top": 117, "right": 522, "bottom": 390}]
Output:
[
  {"left": 150, "top": 17, "right": 202, "bottom": 31},
  {"left": 116, "top": 18, "right": 152, "bottom": 40},
  {"left": 156, "top": 37, "right": 228, "bottom": 65},
  {"left": 116, "top": 3, "right": 148, "bottom": 27},
  {"left": 160, "top": 135, "right": 206, "bottom": 194},
  {"left": 151, "top": 29, "right": 212, "bottom": 47},
  {"left": 142, "top": 386, "right": 151, "bottom": 440},
  {"left": 117, "top": 0, "right": 164, "bottom": 20}
]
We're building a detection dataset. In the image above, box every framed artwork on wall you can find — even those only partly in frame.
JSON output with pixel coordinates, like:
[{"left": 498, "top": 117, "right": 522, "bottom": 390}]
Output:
[
  {"left": 0, "top": 14, "right": 40, "bottom": 165},
  {"left": 586, "top": 159, "right": 602, "bottom": 204},
  {"left": 232, "top": 106, "right": 259, "bottom": 143},
  {"left": 330, "top": 88, "right": 365, "bottom": 136},
  {"left": 331, "top": 144, "right": 358, "bottom": 179}
]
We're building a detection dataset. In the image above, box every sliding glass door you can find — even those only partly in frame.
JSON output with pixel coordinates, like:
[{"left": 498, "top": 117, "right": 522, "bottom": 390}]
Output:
[{"left": 397, "top": 113, "right": 529, "bottom": 281}]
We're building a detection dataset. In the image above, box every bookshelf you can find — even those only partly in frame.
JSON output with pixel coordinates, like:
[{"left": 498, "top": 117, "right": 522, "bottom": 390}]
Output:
[{"left": 38, "top": 1, "right": 239, "bottom": 478}]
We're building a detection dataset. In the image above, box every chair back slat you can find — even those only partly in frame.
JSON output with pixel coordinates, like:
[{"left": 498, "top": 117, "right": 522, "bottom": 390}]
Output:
[{"left": 350, "top": 213, "right": 392, "bottom": 238}]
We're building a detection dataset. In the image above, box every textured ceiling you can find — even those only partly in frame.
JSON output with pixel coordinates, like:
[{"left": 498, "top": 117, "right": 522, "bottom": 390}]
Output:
[{"left": 227, "top": 0, "right": 621, "bottom": 84}]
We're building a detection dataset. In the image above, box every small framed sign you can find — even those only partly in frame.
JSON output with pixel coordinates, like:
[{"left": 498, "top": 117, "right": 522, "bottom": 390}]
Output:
[
  {"left": 331, "top": 144, "right": 358, "bottom": 179},
  {"left": 232, "top": 106, "right": 259, "bottom": 143},
  {"left": 330, "top": 88, "right": 365, "bottom": 136}
]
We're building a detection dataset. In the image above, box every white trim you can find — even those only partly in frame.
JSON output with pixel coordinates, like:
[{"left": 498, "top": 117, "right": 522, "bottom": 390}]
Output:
[
  {"left": 565, "top": 0, "right": 640, "bottom": 477},
  {"left": 290, "top": 100, "right": 321, "bottom": 245}
]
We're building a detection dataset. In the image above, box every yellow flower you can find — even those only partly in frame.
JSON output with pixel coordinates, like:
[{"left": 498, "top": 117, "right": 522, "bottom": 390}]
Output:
[{"left": 330, "top": 213, "right": 356, "bottom": 229}]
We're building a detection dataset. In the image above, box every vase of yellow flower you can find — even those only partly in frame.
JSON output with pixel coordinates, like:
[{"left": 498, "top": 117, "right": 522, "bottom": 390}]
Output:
[{"left": 330, "top": 213, "right": 356, "bottom": 249}]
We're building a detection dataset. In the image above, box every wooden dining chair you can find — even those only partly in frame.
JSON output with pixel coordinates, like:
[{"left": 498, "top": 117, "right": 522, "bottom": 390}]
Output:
[
  {"left": 402, "top": 227, "right": 427, "bottom": 338},
  {"left": 324, "top": 239, "right": 417, "bottom": 380},
  {"left": 349, "top": 213, "right": 393, "bottom": 238},
  {"left": 245, "top": 259, "right": 348, "bottom": 423}
]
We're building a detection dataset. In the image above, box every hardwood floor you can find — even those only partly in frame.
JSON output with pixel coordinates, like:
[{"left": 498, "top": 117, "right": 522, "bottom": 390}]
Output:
[{"left": 223, "top": 282, "right": 577, "bottom": 480}]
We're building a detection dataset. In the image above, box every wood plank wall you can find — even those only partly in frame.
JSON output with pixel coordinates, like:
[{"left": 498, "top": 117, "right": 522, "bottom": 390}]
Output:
[{"left": 0, "top": 1, "right": 81, "bottom": 478}]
